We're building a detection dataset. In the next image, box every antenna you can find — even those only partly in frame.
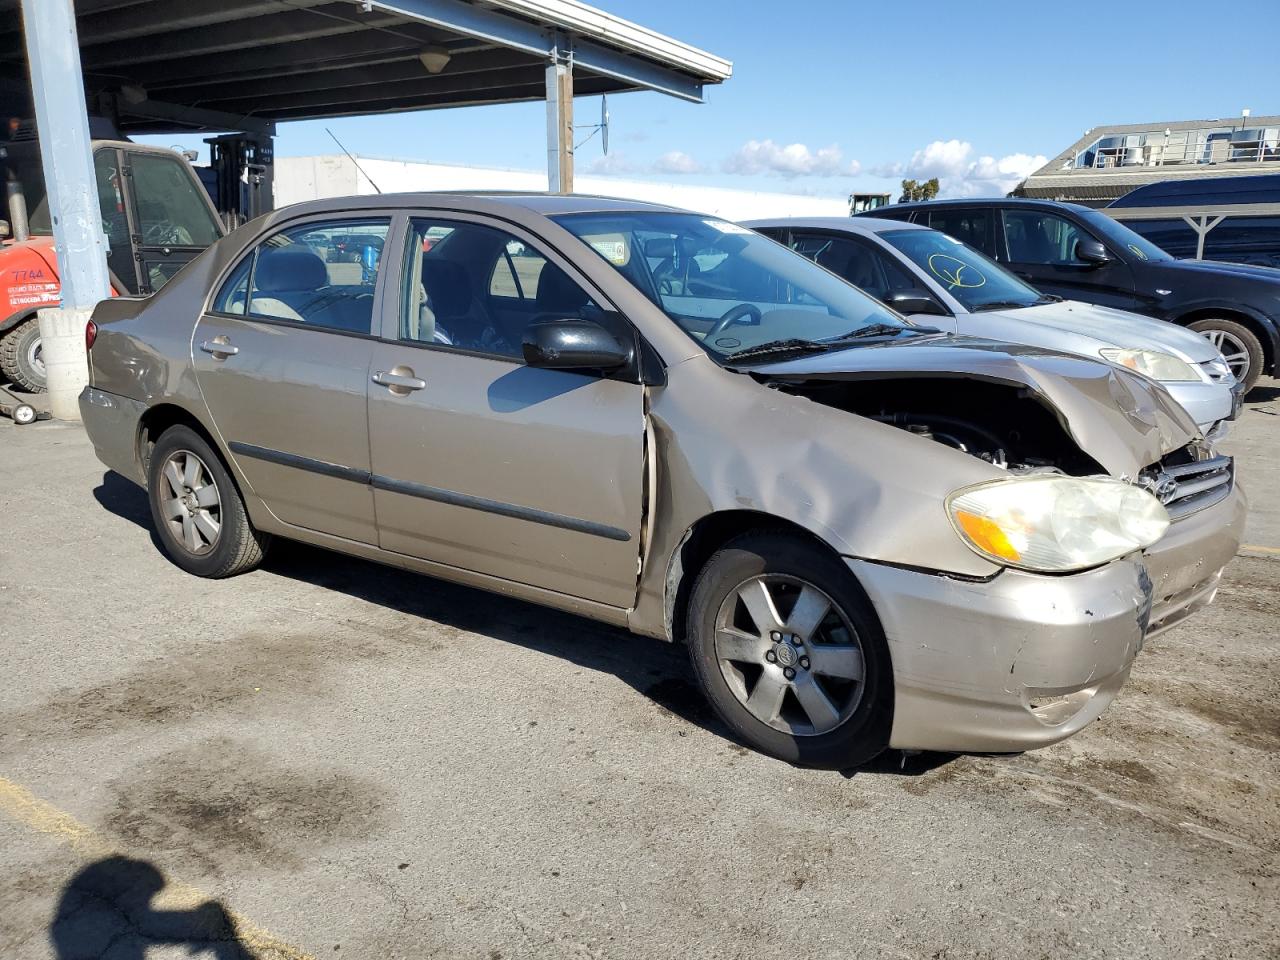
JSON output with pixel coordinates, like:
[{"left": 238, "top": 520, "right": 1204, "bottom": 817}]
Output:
[
  {"left": 574, "top": 95, "right": 610, "bottom": 154},
  {"left": 326, "top": 127, "right": 382, "bottom": 194}
]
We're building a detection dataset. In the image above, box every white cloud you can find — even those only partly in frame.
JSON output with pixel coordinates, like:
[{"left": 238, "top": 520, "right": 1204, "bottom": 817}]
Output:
[
  {"left": 886, "top": 139, "right": 1046, "bottom": 197},
  {"left": 652, "top": 150, "right": 703, "bottom": 174},
  {"left": 585, "top": 152, "right": 635, "bottom": 175},
  {"left": 723, "top": 139, "right": 860, "bottom": 178}
]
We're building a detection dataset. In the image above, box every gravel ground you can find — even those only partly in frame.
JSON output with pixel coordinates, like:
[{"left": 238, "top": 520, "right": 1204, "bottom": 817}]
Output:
[{"left": 0, "top": 386, "right": 1277, "bottom": 960}]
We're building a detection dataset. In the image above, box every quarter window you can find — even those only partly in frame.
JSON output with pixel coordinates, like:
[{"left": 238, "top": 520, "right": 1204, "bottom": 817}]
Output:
[
  {"left": 218, "top": 219, "right": 391, "bottom": 334},
  {"left": 401, "top": 218, "right": 600, "bottom": 360},
  {"left": 1002, "top": 210, "right": 1093, "bottom": 265}
]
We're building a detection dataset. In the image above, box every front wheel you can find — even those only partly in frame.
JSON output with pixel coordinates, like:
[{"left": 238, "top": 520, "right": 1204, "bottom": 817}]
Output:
[
  {"left": 0, "top": 317, "right": 46, "bottom": 392},
  {"left": 1188, "top": 318, "right": 1263, "bottom": 392},
  {"left": 147, "top": 425, "right": 270, "bottom": 578},
  {"left": 686, "top": 532, "right": 893, "bottom": 768}
]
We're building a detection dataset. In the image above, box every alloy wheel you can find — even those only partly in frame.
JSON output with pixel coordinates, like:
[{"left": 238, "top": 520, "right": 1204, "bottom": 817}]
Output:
[
  {"left": 1200, "top": 328, "right": 1251, "bottom": 381},
  {"left": 159, "top": 449, "right": 222, "bottom": 555},
  {"left": 714, "top": 574, "right": 865, "bottom": 736}
]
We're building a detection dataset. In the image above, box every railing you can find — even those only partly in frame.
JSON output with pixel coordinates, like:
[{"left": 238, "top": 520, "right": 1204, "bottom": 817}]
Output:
[{"left": 1070, "top": 128, "right": 1280, "bottom": 170}]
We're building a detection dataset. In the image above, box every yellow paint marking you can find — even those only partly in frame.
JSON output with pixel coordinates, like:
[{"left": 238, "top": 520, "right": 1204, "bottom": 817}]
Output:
[
  {"left": 0, "top": 775, "right": 314, "bottom": 960},
  {"left": 1240, "top": 544, "right": 1280, "bottom": 556}
]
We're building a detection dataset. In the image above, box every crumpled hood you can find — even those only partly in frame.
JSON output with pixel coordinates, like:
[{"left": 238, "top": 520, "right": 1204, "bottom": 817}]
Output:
[
  {"left": 986, "top": 300, "right": 1220, "bottom": 362},
  {"left": 750, "top": 334, "right": 1199, "bottom": 477}
]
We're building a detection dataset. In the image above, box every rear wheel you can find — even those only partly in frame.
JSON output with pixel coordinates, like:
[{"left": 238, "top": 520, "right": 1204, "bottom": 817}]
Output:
[
  {"left": 147, "top": 425, "right": 270, "bottom": 577},
  {"left": 0, "top": 317, "right": 46, "bottom": 392},
  {"left": 1188, "top": 318, "right": 1263, "bottom": 391},
  {"left": 686, "top": 532, "right": 893, "bottom": 768}
]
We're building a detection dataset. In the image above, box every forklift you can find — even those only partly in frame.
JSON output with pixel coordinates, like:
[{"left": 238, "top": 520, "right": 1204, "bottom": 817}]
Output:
[{"left": 0, "top": 124, "right": 272, "bottom": 392}]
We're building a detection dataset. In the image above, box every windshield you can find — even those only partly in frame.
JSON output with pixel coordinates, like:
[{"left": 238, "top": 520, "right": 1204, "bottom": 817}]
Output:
[
  {"left": 554, "top": 212, "right": 912, "bottom": 361},
  {"left": 880, "top": 228, "right": 1046, "bottom": 311},
  {"left": 1078, "top": 209, "right": 1173, "bottom": 262}
]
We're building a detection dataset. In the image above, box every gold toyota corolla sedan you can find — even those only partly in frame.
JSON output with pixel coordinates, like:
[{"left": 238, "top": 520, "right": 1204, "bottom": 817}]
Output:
[{"left": 79, "top": 194, "right": 1246, "bottom": 768}]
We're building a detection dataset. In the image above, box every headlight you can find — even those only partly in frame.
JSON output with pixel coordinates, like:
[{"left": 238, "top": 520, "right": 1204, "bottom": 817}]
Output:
[
  {"left": 1099, "top": 348, "right": 1199, "bottom": 382},
  {"left": 947, "top": 475, "right": 1170, "bottom": 573}
]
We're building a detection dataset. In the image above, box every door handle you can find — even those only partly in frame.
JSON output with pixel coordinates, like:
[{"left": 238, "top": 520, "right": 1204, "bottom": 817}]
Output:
[
  {"left": 199, "top": 338, "right": 239, "bottom": 359},
  {"left": 372, "top": 369, "right": 426, "bottom": 393}
]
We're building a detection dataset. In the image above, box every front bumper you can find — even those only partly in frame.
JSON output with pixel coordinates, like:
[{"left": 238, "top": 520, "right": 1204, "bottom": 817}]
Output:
[
  {"left": 79, "top": 386, "right": 146, "bottom": 485},
  {"left": 848, "top": 480, "right": 1246, "bottom": 754}
]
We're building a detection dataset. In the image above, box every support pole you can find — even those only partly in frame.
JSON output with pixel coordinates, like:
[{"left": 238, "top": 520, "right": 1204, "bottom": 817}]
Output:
[
  {"left": 545, "top": 39, "right": 573, "bottom": 194},
  {"left": 19, "top": 0, "right": 110, "bottom": 420}
]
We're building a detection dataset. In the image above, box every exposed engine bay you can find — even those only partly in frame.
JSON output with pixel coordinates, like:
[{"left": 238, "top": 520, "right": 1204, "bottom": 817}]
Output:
[{"left": 768, "top": 376, "right": 1107, "bottom": 476}]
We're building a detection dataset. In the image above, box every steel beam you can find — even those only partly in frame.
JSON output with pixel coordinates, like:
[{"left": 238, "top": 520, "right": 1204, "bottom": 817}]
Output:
[
  {"left": 368, "top": 0, "right": 705, "bottom": 102},
  {"left": 18, "top": 0, "right": 109, "bottom": 309},
  {"left": 120, "top": 98, "right": 276, "bottom": 136}
]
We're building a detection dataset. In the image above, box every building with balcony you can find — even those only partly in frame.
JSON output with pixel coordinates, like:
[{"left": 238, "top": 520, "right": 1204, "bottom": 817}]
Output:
[{"left": 1013, "top": 115, "right": 1280, "bottom": 205}]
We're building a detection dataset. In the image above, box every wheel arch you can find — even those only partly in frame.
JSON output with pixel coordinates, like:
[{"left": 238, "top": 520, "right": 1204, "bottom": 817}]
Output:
[
  {"left": 663, "top": 509, "right": 862, "bottom": 646},
  {"left": 1175, "top": 305, "right": 1277, "bottom": 374},
  {"left": 136, "top": 402, "right": 227, "bottom": 482}
]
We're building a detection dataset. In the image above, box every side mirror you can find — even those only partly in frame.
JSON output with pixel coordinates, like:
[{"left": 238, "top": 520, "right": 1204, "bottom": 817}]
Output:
[
  {"left": 887, "top": 290, "right": 947, "bottom": 317},
  {"left": 522, "top": 319, "right": 631, "bottom": 371},
  {"left": 1075, "top": 238, "right": 1111, "bottom": 266}
]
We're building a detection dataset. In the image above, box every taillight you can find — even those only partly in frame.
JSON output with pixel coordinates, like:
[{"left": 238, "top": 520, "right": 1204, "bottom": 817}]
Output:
[{"left": 85, "top": 320, "right": 97, "bottom": 351}]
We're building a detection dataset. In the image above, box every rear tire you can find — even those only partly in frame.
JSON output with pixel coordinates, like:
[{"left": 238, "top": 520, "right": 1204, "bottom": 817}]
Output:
[
  {"left": 686, "top": 532, "right": 893, "bottom": 768},
  {"left": 1188, "top": 318, "right": 1263, "bottom": 392},
  {"left": 147, "top": 425, "right": 270, "bottom": 578},
  {"left": 0, "top": 317, "right": 46, "bottom": 393}
]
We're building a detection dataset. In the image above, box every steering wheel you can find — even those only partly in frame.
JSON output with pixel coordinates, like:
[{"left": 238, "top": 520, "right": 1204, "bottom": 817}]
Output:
[
  {"left": 143, "top": 222, "right": 184, "bottom": 246},
  {"left": 707, "top": 302, "right": 763, "bottom": 338}
]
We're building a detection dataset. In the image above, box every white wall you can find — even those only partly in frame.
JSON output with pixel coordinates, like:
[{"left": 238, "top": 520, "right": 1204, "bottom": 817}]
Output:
[{"left": 274, "top": 155, "right": 849, "bottom": 221}]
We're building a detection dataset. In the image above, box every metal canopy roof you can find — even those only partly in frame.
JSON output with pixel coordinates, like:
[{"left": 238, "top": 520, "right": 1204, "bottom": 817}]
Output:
[{"left": 0, "top": 0, "right": 732, "bottom": 136}]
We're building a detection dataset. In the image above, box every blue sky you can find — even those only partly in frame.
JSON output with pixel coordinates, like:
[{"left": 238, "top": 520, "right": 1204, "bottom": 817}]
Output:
[{"left": 139, "top": 0, "right": 1280, "bottom": 199}]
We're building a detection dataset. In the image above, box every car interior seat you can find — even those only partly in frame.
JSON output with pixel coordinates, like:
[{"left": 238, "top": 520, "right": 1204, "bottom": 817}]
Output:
[{"left": 251, "top": 246, "right": 375, "bottom": 332}]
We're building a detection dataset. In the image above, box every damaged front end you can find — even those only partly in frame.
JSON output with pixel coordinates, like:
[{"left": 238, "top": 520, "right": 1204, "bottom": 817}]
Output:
[{"left": 635, "top": 338, "right": 1246, "bottom": 753}]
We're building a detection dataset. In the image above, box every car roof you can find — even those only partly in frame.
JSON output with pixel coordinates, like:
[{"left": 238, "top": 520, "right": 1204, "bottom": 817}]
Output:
[
  {"left": 271, "top": 191, "right": 688, "bottom": 221},
  {"left": 745, "top": 216, "right": 929, "bottom": 234},
  {"left": 884, "top": 197, "right": 1096, "bottom": 215}
]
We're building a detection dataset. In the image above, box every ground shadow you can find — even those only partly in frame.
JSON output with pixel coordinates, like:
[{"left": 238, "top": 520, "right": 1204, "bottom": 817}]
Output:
[
  {"left": 51, "top": 855, "right": 255, "bottom": 959},
  {"left": 91, "top": 469, "right": 956, "bottom": 777}
]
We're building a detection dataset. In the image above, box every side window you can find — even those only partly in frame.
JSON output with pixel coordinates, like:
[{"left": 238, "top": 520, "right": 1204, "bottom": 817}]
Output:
[
  {"left": 213, "top": 255, "right": 252, "bottom": 314},
  {"left": 1002, "top": 210, "right": 1091, "bottom": 265},
  {"left": 488, "top": 241, "right": 548, "bottom": 300},
  {"left": 127, "top": 152, "right": 223, "bottom": 248},
  {"left": 927, "top": 209, "right": 993, "bottom": 254},
  {"left": 401, "top": 218, "right": 599, "bottom": 360},
  {"left": 790, "top": 234, "right": 918, "bottom": 303},
  {"left": 241, "top": 219, "right": 390, "bottom": 333}
]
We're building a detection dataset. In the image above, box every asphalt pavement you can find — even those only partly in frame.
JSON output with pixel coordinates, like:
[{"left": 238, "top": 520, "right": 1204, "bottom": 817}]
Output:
[{"left": 1, "top": 384, "right": 1277, "bottom": 960}]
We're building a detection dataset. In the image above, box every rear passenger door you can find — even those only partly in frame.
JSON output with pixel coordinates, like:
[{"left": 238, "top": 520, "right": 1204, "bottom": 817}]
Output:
[
  {"left": 923, "top": 207, "right": 997, "bottom": 257},
  {"left": 193, "top": 216, "right": 392, "bottom": 545},
  {"left": 997, "top": 208, "right": 1137, "bottom": 309}
]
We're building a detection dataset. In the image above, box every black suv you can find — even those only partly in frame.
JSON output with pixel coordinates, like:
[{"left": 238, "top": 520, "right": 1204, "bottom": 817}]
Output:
[{"left": 863, "top": 197, "right": 1280, "bottom": 390}]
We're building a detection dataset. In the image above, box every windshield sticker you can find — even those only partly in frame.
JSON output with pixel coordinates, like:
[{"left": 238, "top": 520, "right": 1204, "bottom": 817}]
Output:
[
  {"left": 927, "top": 253, "right": 987, "bottom": 290},
  {"left": 1127, "top": 243, "right": 1149, "bottom": 261},
  {"left": 585, "top": 233, "right": 630, "bottom": 266},
  {"left": 702, "top": 219, "right": 752, "bottom": 235}
]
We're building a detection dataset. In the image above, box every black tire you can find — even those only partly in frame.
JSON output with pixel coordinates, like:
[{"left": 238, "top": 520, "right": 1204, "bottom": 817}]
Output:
[
  {"left": 1187, "top": 318, "right": 1264, "bottom": 392},
  {"left": 0, "top": 317, "right": 46, "bottom": 393},
  {"left": 147, "top": 425, "right": 270, "bottom": 578},
  {"left": 686, "top": 532, "right": 893, "bottom": 769}
]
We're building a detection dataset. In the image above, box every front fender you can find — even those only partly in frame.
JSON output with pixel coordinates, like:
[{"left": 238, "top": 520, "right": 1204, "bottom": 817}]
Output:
[{"left": 629, "top": 356, "right": 1009, "bottom": 639}]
